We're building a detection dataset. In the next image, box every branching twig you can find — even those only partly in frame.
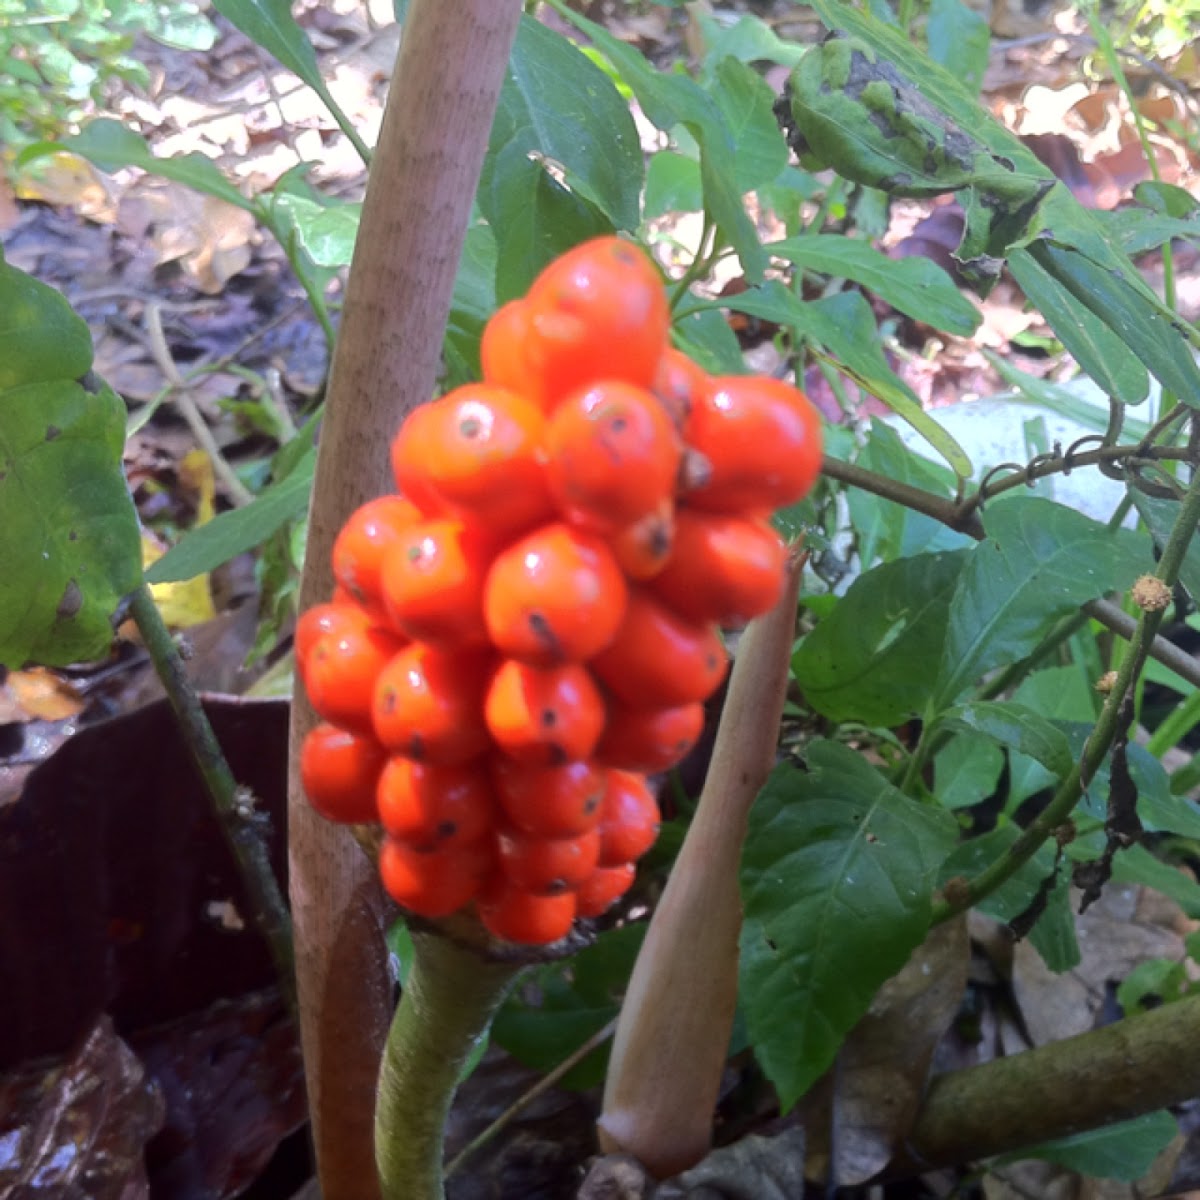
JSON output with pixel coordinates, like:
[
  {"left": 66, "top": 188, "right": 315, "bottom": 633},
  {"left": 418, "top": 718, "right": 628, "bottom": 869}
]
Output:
[
  {"left": 931, "top": 460, "right": 1200, "bottom": 923},
  {"left": 444, "top": 1017, "right": 619, "bottom": 1179},
  {"left": 143, "top": 304, "right": 256, "bottom": 507},
  {"left": 820, "top": 452, "right": 1200, "bottom": 690}
]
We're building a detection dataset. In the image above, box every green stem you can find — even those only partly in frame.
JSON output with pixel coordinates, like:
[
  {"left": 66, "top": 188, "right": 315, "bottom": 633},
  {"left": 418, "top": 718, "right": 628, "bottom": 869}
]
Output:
[
  {"left": 1146, "top": 687, "right": 1200, "bottom": 759},
  {"left": 375, "top": 931, "right": 523, "bottom": 1200},
  {"left": 129, "top": 583, "right": 296, "bottom": 1014},
  {"left": 932, "top": 462, "right": 1200, "bottom": 923}
]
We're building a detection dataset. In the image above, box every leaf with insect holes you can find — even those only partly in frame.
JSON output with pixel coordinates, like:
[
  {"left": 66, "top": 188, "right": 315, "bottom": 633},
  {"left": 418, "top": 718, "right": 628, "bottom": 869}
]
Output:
[{"left": 740, "top": 747, "right": 957, "bottom": 1110}]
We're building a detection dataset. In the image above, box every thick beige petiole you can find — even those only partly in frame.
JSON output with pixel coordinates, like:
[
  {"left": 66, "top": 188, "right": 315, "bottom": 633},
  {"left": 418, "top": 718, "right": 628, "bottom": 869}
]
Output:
[{"left": 597, "top": 545, "right": 805, "bottom": 1178}]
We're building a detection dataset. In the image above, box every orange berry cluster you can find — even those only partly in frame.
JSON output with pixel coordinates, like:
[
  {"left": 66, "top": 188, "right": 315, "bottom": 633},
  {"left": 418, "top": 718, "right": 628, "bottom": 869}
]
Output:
[{"left": 297, "top": 236, "right": 822, "bottom": 946}]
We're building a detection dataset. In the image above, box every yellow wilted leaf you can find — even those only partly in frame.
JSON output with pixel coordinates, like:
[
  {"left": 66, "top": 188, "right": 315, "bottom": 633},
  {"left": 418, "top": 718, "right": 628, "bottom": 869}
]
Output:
[{"left": 142, "top": 449, "right": 219, "bottom": 628}]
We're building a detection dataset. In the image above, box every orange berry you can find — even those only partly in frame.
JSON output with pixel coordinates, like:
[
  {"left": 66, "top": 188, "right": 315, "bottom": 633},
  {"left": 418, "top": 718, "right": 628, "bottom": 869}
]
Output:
[
  {"left": 544, "top": 381, "right": 681, "bottom": 534},
  {"left": 597, "top": 770, "right": 660, "bottom": 866},
  {"left": 652, "top": 346, "right": 709, "bottom": 436},
  {"left": 480, "top": 299, "right": 534, "bottom": 398},
  {"left": 390, "top": 384, "right": 553, "bottom": 536},
  {"left": 372, "top": 644, "right": 492, "bottom": 765},
  {"left": 608, "top": 498, "right": 676, "bottom": 581},
  {"left": 523, "top": 236, "right": 670, "bottom": 408},
  {"left": 485, "top": 659, "right": 606, "bottom": 765},
  {"left": 379, "top": 836, "right": 492, "bottom": 919},
  {"left": 306, "top": 624, "right": 404, "bottom": 731},
  {"left": 497, "top": 826, "right": 601, "bottom": 894},
  {"left": 300, "top": 724, "right": 387, "bottom": 824},
  {"left": 575, "top": 862, "right": 636, "bottom": 919},
  {"left": 492, "top": 757, "right": 606, "bottom": 838},
  {"left": 295, "top": 602, "right": 373, "bottom": 680},
  {"left": 650, "top": 511, "right": 786, "bottom": 626},
  {"left": 684, "top": 375, "right": 823, "bottom": 514},
  {"left": 376, "top": 757, "right": 495, "bottom": 849},
  {"left": 595, "top": 700, "right": 705, "bottom": 773},
  {"left": 484, "top": 522, "right": 628, "bottom": 666},
  {"left": 478, "top": 883, "right": 577, "bottom": 945},
  {"left": 589, "top": 589, "right": 728, "bottom": 709},
  {"left": 331, "top": 495, "right": 423, "bottom": 623},
  {"left": 380, "top": 517, "right": 494, "bottom": 646}
]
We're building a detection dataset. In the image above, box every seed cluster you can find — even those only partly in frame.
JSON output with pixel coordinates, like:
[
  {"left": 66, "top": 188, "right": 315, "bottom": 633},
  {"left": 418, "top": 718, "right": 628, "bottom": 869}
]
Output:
[{"left": 297, "top": 236, "right": 822, "bottom": 945}]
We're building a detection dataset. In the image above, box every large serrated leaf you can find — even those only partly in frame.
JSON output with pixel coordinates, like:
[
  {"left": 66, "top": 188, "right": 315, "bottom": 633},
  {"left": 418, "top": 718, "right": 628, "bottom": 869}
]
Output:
[
  {"left": 934, "top": 497, "right": 1151, "bottom": 708},
  {"left": 793, "top": 549, "right": 969, "bottom": 726},
  {"left": 21, "top": 119, "right": 252, "bottom": 212},
  {"left": 740, "top": 747, "right": 957, "bottom": 1109},
  {"left": 0, "top": 267, "right": 140, "bottom": 667},
  {"left": 1008, "top": 248, "right": 1149, "bottom": 404},
  {"left": 769, "top": 234, "right": 980, "bottom": 336},
  {"left": 483, "top": 15, "right": 643, "bottom": 235}
]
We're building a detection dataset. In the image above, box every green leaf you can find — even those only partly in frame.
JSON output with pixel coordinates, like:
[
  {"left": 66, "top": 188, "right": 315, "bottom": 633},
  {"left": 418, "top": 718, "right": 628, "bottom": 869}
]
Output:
[
  {"left": 271, "top": 193, "right": 360, "bottom": 268},
  {"left": 847, "top": 419, "right": 968, "bottom": 565},
  {"left": 20, "top": 118, "right": 252, "bottom": 211},
  {"left": 484, "top": 15, "right": 643, "bottom": 234},
  {"left": 769, "top": 234, "right": 980, "bottom": 336},
  {"left": 549, "top": 4, "right": 767, "bottom": 279},
  {"left": 933, "top": 732, "right": 1004, "bottom": 810},
  {"left": 1028, "top": 239, "right": 1200, "bottom": 406},
  {"left": 718, "top": 282, "right": 973, "bottom": 477},
  {"left": 1105, "top": 842, "right": 1200, "bottom": 918},
  {"left": 706, "top": 57, "right": 789, "bottom": 193},
  {"left": 145, "top": 449, "right": 315, "bottom": 583},
  {"left": 1131, "top": 490, "right": 1200, "bottom": 605},
  {"left": 1008, "top": 248, "right": 1149, "bottom": 404},
  {"left": 794, "top": 549, "right": 968, "bottom": 726},
  {"left": 488, "top": 145, "right": 613, "bottom": 303},
  {"left": 1001, "top": 1110, "right": 1178, "bottom": 1181},
  {"left": 1005, "top": 667, "right": 1097, "bottom": 807},
  {"left": 1134, "top": 180, "right": 1199, "bottom": 219},
  {"left": 149, "top": 4, "right": 218, "bottom": 51},
  {"left": 0, "top": 265, "right": 140, "bottom": 667},
  {"left": 211, "top": 0, "right": 325, "bottom": 98},
  {"left": 926, "top": 0, "right": 989, "bottom": 94},
  {"left": 940, "top": 825, "right": 1078, "bottom": 971},
  {"left": 492, "top": 924, "right": 644, "bottom": 1091},
  {"left": 644, "top": 150, "right": 703, "bottom": 219},
  {"left": 694, "top": 12, "right": 807, "bottom": 70},
  {"left": 0, "top": 255, "right": 92, "bottom": 389},
  {"left": 1117, "top": 958, "right": 1189, "bottom": 1016},
  {"left": 741, "top": 748, "right": 958, "bottom": 1109},
  {"left": 673, "top": 308, "right": 746, "bottom": 374},
  {"left": 938, "top": 700, "right": 1074, "bottom": 779},
  {"left": 934, "top": 497, "right": 1149, "bottom": 708}
]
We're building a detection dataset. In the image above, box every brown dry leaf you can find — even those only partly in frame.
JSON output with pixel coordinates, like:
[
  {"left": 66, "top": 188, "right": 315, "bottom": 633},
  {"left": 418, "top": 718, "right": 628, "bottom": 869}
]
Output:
[
  {"left": 1011, "top": 884, "right": 1187, "bottom": 1046},
  {"left": 1, "top": 667, "right": 86, "bottom": 723},
  {"left": 140, "top": 182, "right": 255, "bottom": 293},
  {"left": 0, "top": 1017, "right": 164, "bottom": 1199},
  {"left": 11, "top": 152, "right": 117, "bottom": 222},
  {"left": 0, "top": 176, "right": 19, "bottom": 232},
  {"left": 809, "top": 917, "right": 971, "bottom": 1185}
]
